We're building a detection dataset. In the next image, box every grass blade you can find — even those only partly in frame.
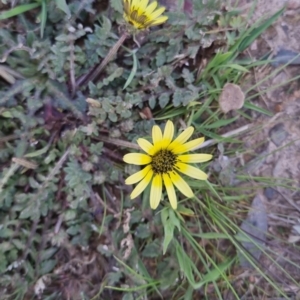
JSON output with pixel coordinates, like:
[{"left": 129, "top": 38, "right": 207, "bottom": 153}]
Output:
[{"left": 0, "top": 3, "right": 41, "bottom": 20}]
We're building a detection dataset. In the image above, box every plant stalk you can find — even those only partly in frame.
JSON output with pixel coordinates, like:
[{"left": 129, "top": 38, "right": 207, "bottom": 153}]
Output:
[{"left": 76, "top": 32, "right": 129, "bottom": 88}]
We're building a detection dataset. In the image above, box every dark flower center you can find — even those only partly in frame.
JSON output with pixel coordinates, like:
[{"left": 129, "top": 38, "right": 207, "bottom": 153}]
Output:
[{"left": 151, "top": 150, "right": 177, "bottom": 174}]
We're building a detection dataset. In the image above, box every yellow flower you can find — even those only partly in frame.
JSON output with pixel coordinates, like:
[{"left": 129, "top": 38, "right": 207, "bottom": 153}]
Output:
[
  {"left": 123, "top": 121, "right": 212, "bottom": 210},
  {"left": 123, "top": 0, "right": 168, "bottom": 30}
]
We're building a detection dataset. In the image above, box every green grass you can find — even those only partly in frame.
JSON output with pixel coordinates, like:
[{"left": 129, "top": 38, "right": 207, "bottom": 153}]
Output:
[{"left": 1, "top": 0, "right": 300, "bottom": 299}]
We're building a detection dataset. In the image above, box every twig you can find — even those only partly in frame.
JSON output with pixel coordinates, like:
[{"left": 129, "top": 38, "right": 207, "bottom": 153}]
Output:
[
  {"left": 94, "top": 191, "right": 117, "bottom": 215},
  {"left": 75, "top": 32, "right": 129, "bottom": 89},
  {"left": 98, "top": 124, "right": 254, "bottom": 151},
  {"left": 276, "top": 187, "right": 300, "bottom": 213},
  {"left": 197, "top": 123, "right": 254, "bottom": 149},
  {"left": 95, "top": 136, "right": 140, "bottom": 150}
]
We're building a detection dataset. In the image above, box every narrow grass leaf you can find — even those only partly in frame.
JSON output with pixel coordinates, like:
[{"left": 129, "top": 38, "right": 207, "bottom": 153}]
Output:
[
  {"left": 40, "top": 0, "right": 47, "bottom": 38},
  {"left": 191, "top": 232, "right": 229, "bottom": 239},
  {"left": 220, "top": 64, "right": 250, "bottom": 72},
  {"left": 237, "top": 8, "right": 284, "bottom": 52},
  {"left": 202, "top": 116, "right": 239, "bottom": 129},
  {"left": 161, "top": 209, "right": 175, "bottom": 254},
  {"left": 154, "top": 107, "right": 187, "bottom": 120},
  {"left": 169, "top": 209, "right": 181, "bottom": 231},
  {"left": 0, "top": 3, "right": 40, "bottom": 20},
  {"left": 193, "top": 258, "right": 235, "bottom": 289},
  {"left": 176, "top": 243, "right": 195, "bottom": 284},
  {"left": 244, "top": 101, "right": 273, "bottom": 116},
  {"left": 211, "top": 74, "right": 221, "bottom": 89},
  {"left": 123, "top": 50, "right": 138, "bottom": 90}
]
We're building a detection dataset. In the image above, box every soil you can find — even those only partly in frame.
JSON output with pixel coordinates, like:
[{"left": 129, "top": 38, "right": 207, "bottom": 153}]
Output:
[{"left": 222, "top": 0, "right": 300, "bottom": 298}]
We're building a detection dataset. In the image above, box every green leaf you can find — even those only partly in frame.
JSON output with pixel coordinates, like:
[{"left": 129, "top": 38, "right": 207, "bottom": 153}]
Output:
[
  {"left": 110, "top": 0, "right": 123, "bottom": 14},
  {"left": 202, "top": 116, "right": 239, "bottom": 129},
  {"left": 173, "top": 90, "right": 184, "bottom": 107},
  {"left": 0, "top": 252, "right": 7, "bottom": 273},
  {"left": 40, "top": 259, "right": 57, "bottom": 275},
  {"left": 162, "top": 222, "right": 174, "bottom": 255},
  {"left": 96, "top": 16, "right": 112, "bottom": 38},
  {"left": 123, "top": 51, "right": 138, "bottom": 90},
  {"left": 193, "top": 258, "right": 234, "bottom": 289},
  {"left": 107, "top": 271, "right": 123, "bottom": 285},
  {"left": 90, "top": 142, "right": 103, "bottom": 155},
  {"left": 0, "top": 3, "right": 41, "bottom": 20},
  {"left": 64, "top": 209, "right": 77, "bottom": 221},
  {"left": 54, "top": 0, "right": 71, "bottom": 17},
  {"left": 19, "top": 202, "right": 40, "bottom": 220},
  {"left": 135, "top": 224, "right": 151, "bottom": 239},
  {"left": 237, "top": 8, "right": 284, "bottom": 52},
  {"left": 176, "top": 243, "right": 194, "bottom": 283},
  {"left": 243, "top": 101, "right": 273, "bottom": 116},
  {"left": 168, "top": 209, "right": 181, "bottom": 231},
  {"left": 66, "top": 225, "right": 80, "bottom": 235},
  {"left": 142, "top": 240, "right": 160, "bottom": 257},
  {"left": 161, "top": 209, "right": 177, "bottom": 254},
  {"left": 12, "top": 239, "right": 25, "bottom": 250},
  {"left": 156, "top": 48, "right": 167, "bottom": 67},
  {"left": 206, "top": 52, "right": 233, "bottom": 72},
  {"left": 191, "top": 232, "right": 228, "bottom": 239},
  {"left": 182, "top": 68, "right": 195, "bottom": 84},
  {"left": 0, "top": 227, "right": 14, "bottom": 238},
  {"left": 40, "top": 0, "right": 47, "bottom": 38},
  {"left": 122, "top": 293, "right": 134, "bottom": 300},
  {"left": 159, "top": 93, "right": 169, "bottom": 108},
  {"left": 100, "top": 67, "right": 123, "bottom": 88},
  {"left": 220, "top": 64, "right": 249, "bottom": 72},
  {"left": 149, "top": 95, "right": 156, "bottom": 109},
  {"left": 40, "top": 248, "right": 58, "bottom": 261}
]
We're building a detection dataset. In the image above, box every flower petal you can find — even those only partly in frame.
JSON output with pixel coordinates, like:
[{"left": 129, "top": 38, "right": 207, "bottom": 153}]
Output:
[
  {"left": 163, "top": 173, "right": 177, "bottom": 209},
  {"left": 168, "top": 126, "right": 194, "bottom": 151},
  {"left": 125, "top": 165, "right": 152, "bottom": 185},
  {"left": 138, "top": 0, "right": 149, "bottom": 13},
  {"left": 130, "top": 169, "right": 153, "bottom": 199},
  {"left": 152, "top": 125, "right": 163, "bottom": 144},
  {"left": 161, "top": 120, "right": 174, "bottom": 148},
  {"left": 144, "top": 1, "right": 157, "bottom": 15},
  {"left": 169, "top": 171, "right": 194, "bottom": 198},
  {"left": 175, "top": 162, "right": 208, "bottom": 180},
  {"left": 123, "top": 0, "right": 130, "bottom": 15},
  {"left": 172, "top": 137, "right": 205, "bottom": 154},
  {"left": 177, "top": 153, "right": 213, "bottom": 163},
  {"left": 131, "top": 0, "right": 139, "bottom": 11},
  {"left": 137, "top": 138, "right": 155, "bottom": 155},
  {"left": 148, "top": 6, "right": 165, "bottom": 19},
  {"left": 146, "top": 16, "right": 168, "bottom": 26},
  {"left": 150, "top": 174, "right": 162, "bottom": 209},
  {"left": 123, "top": 153, "right": 152, "bottom": 165}
]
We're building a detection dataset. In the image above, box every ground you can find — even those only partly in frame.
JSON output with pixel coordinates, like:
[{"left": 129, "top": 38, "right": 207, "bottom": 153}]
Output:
[{"left": 1, "top": 0, "right": 300, "bottom": 299}]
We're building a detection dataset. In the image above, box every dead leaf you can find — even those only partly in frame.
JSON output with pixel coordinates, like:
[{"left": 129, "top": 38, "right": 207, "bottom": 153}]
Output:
[{"left": 219, "top": 83, "right": 245, "bottom": 113}]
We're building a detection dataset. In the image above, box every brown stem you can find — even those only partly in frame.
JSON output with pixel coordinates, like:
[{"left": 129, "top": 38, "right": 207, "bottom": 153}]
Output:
[{"left": 76, "top": 32, "right": 129, "bottom": 89}]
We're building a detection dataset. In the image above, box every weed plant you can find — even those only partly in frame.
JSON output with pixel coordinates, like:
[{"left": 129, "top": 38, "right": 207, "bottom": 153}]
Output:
[{"left": 0, "top": 0, "right": 299, "bottom": 299}]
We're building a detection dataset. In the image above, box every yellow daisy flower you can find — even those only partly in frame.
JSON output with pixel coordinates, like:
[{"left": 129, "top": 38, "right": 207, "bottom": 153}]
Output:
[
  {"left": 123, "top": 121, "right": 213, "bottom": 210},
  {"left": 123, "top": 0, "right": 168, "bottom": 30}
]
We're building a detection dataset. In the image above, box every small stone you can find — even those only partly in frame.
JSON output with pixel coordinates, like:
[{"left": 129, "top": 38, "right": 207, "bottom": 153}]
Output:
[
  {"left": 269, "top": 123, "right": 288, "bottom": 146},
  {"left": 264, "top": 187, "right": 278, "bottom": 201},
  {"left": 237, "top": 194, "right": 268, "bottom": 269}
]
